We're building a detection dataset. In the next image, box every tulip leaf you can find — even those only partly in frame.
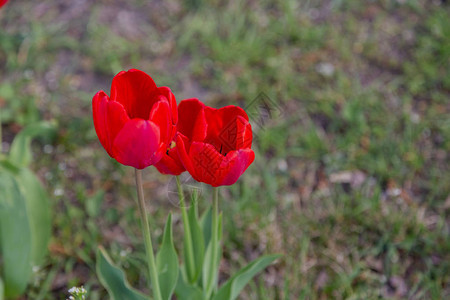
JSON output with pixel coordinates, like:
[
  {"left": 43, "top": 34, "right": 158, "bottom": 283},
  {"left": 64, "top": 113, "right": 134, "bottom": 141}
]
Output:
[
  {"left": 202, "top": 224, "right": 222, "bottom": 298},
  {"left": 174, "top": 270, "right": 204, "bottom": 300},
  {"left": 0, "top": 171, "right": 32, "bottom": 298},
  {"left": 9, "top": 121, "right": 55, "bottom": 167},
  {"left": 212, "top": 254, "right": 282, "bottom": 300},
  {"left": 200, "top": 207, "right": 212, "bottom": 247},
  {"left": 96, "top": 247, "right": 147, "bottom": 300},
  {"left": 15, "top": 168, "right": 51, "bottom": 266},
  {"left": 156, "top": 214, "right": 179, "bottom": 300},
  {"left": 202, "top": 205, "right": 223, "bottom": 298},
  {"left": 185, "top": 200, "right": 204, "bottom": 283}
]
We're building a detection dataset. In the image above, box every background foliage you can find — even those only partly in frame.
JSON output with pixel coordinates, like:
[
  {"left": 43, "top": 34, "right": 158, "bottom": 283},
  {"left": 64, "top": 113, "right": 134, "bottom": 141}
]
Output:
[{"left": 0, "top": 0, "right": 449, "bottom": 299}]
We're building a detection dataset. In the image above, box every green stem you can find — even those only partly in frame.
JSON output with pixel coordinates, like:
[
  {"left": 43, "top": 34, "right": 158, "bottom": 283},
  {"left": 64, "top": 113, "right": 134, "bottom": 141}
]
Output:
[
  {"left": 135, "top": 169, "right": 162, "bottom": 300},
  {"left": 176, "top": 176, "right": 197, "bottom": 282},
  {"left": 206, "top": 187, "right": 220, "bottom": 298}
]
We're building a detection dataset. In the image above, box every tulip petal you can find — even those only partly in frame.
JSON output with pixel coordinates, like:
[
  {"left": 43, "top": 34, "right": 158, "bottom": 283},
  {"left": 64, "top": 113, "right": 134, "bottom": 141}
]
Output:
[
  {"left": 111, "top": 69, "right": 158, "bottom": 119},
  {"left": 176, "top": 134, "right": 196, "bottom": 175},
  {"left": 154, "top": 145, "right": 185, "bottom": 175},
  {"left": 233, "top": 116, "right": 253, "bottom": 150},
  {"left": 203, "top": 105, "right": 251, "bottom": 154},
  {"left": 178, "top": 99, "right": 207, "bottom": 141},
  {"left": 184, "top": 143, "right": 255, "bottom": 187},
  {"left": 92, "top": 91, "right": 109, "bottom": 152},
  {"left": 216, "top": 149, "right": 255, "bottom": 186},
  {"left": 150, "top": 100, "right": 171, "bottom": 145},
  {"left": 112, "top": 119, "right": 162, "bottom": 169},
  {"left": 175, "top": 100, "right": 254, "bottom": 186},
  {"left": 93, "top": 91, "right": 129, "bottom": 155},
  {"left": 187, "top": 142, "right": 223, "bottom": 185},
  {"left": 213, "top": 115, "right": 253, "bottom": 154},
  {"left": 205, "top": 105, "right": 249, "bottom": 136},
  {"left": 158, "top": 87, "right": 178, "bottom": 125}
]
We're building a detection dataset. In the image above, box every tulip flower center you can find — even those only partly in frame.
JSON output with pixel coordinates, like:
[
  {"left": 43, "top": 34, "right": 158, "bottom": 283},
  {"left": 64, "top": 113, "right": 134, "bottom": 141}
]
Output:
[
  {"left": 166, "top": 140, "right": 176, "bottom": 155},
  {"left": 206, "top": 137, "right": 229, "bottom": 157}
]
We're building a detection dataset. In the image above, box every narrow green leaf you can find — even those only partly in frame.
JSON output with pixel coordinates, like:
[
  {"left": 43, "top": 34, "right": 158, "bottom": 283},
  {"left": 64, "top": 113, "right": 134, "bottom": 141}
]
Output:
[
  {"left": 0, "top": 171, "right": 32, "bottom": 298},
  {"left": 96, "top": 247, "right": 148, "bottom": 300},
  {"left": 202, "top": 239, "right": 213, "bottom": 292},
  {"left": 156, "top": 214, "right": 179, "bottom": 300},
  {"left": 9, "top": 121, "right": 55, "bottom": 167},
  {"left": 202, "top": 205, "right": 223, "bottom": 298},
  {"left": 200, "top": 207, "right": 212, "bottom": 247},
  {"left": 202, "top": 234, "right": 220, "bottom": 297},
  {"left": 213, "top": 254, "right": 282, "bottom": 300},
  {"left": 174, "top": 270, "right": 204, "bottom": 300},
  {"left": 186, "top": 201, "right": 205, "bottom": 282},
  {"left": 15, "top": 168, "right": 51, "bottom": 266}
]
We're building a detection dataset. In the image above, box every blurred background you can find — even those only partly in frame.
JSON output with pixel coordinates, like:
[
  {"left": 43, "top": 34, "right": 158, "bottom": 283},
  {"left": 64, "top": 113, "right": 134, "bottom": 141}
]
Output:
[{"left": 0, "top": 0, "right": 449, "bottom": 299}]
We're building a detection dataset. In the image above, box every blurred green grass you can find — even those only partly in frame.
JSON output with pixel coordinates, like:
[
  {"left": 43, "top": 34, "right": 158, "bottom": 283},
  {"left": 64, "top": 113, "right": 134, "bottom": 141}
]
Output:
[{"left": 0, "top": 0, "right": 449, "bottom": 299}]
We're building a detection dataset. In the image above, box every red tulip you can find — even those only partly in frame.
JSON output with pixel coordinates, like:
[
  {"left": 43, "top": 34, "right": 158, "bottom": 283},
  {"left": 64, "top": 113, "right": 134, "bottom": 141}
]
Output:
[
  {"left": 92, "top": 69, "right": 177, "bottom": 169},
  {"left": 0, "top": 0, "right": 8, "bottom": 8},
  {"left": 154, "top": 138, "right": 186, "bottom": 175},
  {"left": 174, "top": 98, "right": 254, "bottom": 186}
]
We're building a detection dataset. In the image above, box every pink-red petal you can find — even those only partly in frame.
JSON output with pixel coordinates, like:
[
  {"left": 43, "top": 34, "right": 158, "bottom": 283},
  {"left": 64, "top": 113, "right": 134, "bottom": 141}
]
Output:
[
  {"left": 154, "top": 146, "right": 185, "bottom": 175},
  {"left": 178, "top": 99, "right": 207, "bottom": 141},
  {"left": 233, "top": 115, "right": 253, "bottom": 150},
  {"left": 112, "top": 119, "right": 162, "bottom": 169},
  {"left": 176, "top": 134, "right": 196, "bottom": 175},
  {"left": 110, "top": 69, "right": 158, "bottom": 119},
  {"left": 150, "top": 100, "right": 171, "bottom": 145},
  {"left": 178, "top": 142, "right": 255, "bottom": 187},
  {"left": 215, "top": 149, "right": 255, "bottom": 186},
  {"left": 158, "top": 86, "right": 178, "bottom": 125},
  {"left": 187, "top": 142, "right": 224, "bottom": 185},
  {"left": 92, "top": 91, "right": 129, "bottom": 155},
  {"left": 205, "top": 105, "right": 249, "bottom": 138}
]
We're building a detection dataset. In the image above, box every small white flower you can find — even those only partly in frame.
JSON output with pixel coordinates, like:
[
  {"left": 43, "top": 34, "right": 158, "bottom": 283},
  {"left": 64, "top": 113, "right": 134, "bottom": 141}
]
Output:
[{"left": 67, "top": 286, "right": 87, "bottom": 300}]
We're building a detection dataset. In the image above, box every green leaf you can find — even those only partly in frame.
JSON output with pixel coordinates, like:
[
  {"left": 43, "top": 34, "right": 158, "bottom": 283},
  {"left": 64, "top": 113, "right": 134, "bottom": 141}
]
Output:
[
  {"left": 174, "top": 270, "right": 204, "bottom": 300},
  {"left": 200, "top": 207, "right": 212, "bottom": 247},
  {"left": 96, "top": 247, "right": 148, "bottom": 300},
  {"left": 202, "top": 237, "right": 220, "bottom": 298},
  {"left": 200, "top": 208, "right": 222, "bottom": 248},
  {"left": 9, "top": 121, "right": 55, "bottom": 167},
  {"left": 15, "top": 168, "right": 51, "bottom": 266},
  {"left": 202, "top": 211, "right": 222, "bottom": 297},
  {"left": 156, "top": 214, "right": 179, "bottom": 300},
  {"left": 186, "top": 201, "right": 205, "bottom": 283},
  {"left": 213, "top": 254, "right": 282, "bottom": 300},
  {"left": 201, "top": 210, "right": 222, "bottom": 298},
  {"left": 0, "top": 171, "right": 32, "bottom": 298}
]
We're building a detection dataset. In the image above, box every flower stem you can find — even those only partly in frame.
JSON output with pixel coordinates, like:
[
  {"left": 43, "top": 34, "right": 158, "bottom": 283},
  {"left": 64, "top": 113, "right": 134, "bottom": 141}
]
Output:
[
  {"left": 134, "top": 169, "right": 162, "bottom": 300},
  {"left": 212, "top": 186, "right": 219, "bottom": 272},
  {"left": 206, "top": 187, "right": 220, "bottom": 298},
  {"left": 176, "top": 176, "right": 197, "bottom": 282}
]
